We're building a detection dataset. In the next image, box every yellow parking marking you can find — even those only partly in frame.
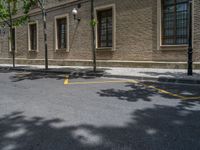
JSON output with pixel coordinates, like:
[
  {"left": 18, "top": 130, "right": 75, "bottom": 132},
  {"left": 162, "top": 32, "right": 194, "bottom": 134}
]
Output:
[
  {"left": 16, "top": 72, "right": 31, "bottom": 75},
  {"left": 142, "top": 83, "right": 200, "bottom": 100},
  {"left": 15, "top": 72, "right": 31, "bottom": 77},
  {"left": 127, "top": 80, "right": 139, "bottom": 84},
  {"left": 64, "top": 75, "right": 69, "bottom": 85},
  {"left": 64, "top": 79, "right": 69, "bottom": 85},
  {"left": 144, "top": 84, "right": 186, "bottom": 99},
  {"left": 182, "top": 96, "right": 200, "bottom": 100},
  {"left": 64, "top": 78, "right": 200, "bottom": 100},
  {"left": 67, "top": 80, "right": 136, "bottom": 85},
  {"left": 64, "top": 79, "right": 138, "bottom": 85}
]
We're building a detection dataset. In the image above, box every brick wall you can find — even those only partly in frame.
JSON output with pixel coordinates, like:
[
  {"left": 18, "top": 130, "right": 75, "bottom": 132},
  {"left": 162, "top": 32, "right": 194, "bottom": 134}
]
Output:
[{"left": 0, "top": 0, "right": 200, "bottom": 66}]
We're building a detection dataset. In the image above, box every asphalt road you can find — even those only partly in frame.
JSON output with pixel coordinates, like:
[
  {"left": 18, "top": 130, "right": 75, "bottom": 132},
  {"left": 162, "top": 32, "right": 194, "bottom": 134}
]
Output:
[{"left": 0, "top": 70, "right": 200, "bottom": 150}]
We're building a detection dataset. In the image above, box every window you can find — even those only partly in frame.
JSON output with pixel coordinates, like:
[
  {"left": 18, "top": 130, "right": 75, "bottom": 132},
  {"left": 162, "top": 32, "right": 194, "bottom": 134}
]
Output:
[
  {"left": 9, "top": 28, "right": 16, "bottom": 52},
  {"left": 28, "top": 22, "right": 38, "bottom": 51},
  {"left": 162, "top": 0, "right": 189, "bottom": 45},
  {"left": 57, "top": 18, "right": 66, "bottom": 49},
  {"left": 97, "top": 8, "right": 113, "bottom": 48},
  {"left": 55, "top": 14, "right": 69, "bottom": 51}
]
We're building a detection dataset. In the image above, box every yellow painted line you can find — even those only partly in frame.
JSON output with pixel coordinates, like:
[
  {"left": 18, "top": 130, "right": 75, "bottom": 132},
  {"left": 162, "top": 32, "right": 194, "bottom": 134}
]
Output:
[
  {"left": 16, "top": 72, "right": 31, "bottom": 75},
  {"left": 157, "top": 89, "right": 186, "bottom": 99},
  {"left": 182, "top": 96, "right": 200, "bottom": 100},
  {"left": 67, "top": 80, "right": 135, "bottom": 85},
  {"left": 64, "top": 78, "right": 200, "bottom": 100},
  {"left": 64, "top": 75, "right": 69, "bottom": 85},
  {"left": 128, "top": 80, "right": 139, "bottom": 84},
  {"left": 143, "top": 83, "right": 200, "bottom": 100},
  {"left": 142, "top": 83, "right": 185, "bottom": 99},
  {"left": 64, "top": 79, "right": 69, "bottom": 85},
  {"left": 15, "top": 72, "right": 31, "bottom": 77}
]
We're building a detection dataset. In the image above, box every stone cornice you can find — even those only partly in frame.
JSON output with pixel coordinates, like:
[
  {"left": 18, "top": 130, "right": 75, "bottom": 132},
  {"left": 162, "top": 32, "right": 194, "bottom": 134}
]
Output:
[
  {"left": 14, "top": 0, "right": 89, "bottom": 19},
  {"left": 30, "top": 0, "right": 89, "bottom": 16}
]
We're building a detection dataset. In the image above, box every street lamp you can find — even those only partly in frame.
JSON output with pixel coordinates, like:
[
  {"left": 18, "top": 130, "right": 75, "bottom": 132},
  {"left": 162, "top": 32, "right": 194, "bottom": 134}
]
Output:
[
  {"left": 187, "top": 0, "right": 193, "bottom": 76},
  {"left": 72, "top": 8, "right": 81, "bottom": 22}
]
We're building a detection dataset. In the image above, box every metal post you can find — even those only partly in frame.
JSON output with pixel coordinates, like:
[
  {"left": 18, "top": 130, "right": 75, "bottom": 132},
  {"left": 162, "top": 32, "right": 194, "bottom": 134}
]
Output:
[
  {"left": 42, "top": 10, "right": 48, "bottom": 70},
  {"left": 91, "top": 0, "right": 96, "bottom": 72},
  {"left": 8, "top": 2, "right": 15, "bottom": 68},
  {"left": 187, "top": 0, "right": 193, "bottom": 76}
]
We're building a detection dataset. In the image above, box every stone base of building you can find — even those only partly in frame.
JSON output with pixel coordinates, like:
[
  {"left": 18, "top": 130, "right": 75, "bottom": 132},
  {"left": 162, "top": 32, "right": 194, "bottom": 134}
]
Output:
[{"left": 0, "top": 58, "right": 200, "bottom": 69}]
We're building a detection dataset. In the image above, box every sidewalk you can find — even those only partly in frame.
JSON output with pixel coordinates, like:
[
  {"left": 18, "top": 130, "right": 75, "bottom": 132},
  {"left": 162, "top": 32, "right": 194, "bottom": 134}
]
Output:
[{"left": 0, "top": 64, "right": 200, "bottom": 84}]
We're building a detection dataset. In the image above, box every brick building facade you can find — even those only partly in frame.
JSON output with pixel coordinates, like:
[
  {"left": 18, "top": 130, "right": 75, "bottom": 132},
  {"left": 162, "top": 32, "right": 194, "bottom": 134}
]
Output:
[{"left": 0, "top": 0, "right": 200, "bottom": 68}]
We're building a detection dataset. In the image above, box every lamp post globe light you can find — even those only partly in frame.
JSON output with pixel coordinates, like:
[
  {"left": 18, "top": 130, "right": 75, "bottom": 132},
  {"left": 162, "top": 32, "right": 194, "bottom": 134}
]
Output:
[
  {"left": 72, "top": 8, "right": 78, "bottom": 16},
  {"left": 72, "top": 8, "right": 81, "bottom": 21},
  {"left": 188, "top": 0, "right": 193, "bottom": 76}
]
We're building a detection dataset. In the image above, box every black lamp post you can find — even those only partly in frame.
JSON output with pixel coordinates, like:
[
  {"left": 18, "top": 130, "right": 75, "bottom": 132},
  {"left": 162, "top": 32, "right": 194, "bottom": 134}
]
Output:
[
  {"left": 91, "top": 0, "right": 96, "bottom": 72},
  {"left": 187, "top": 0, "right": 193, "bottom": 76}
]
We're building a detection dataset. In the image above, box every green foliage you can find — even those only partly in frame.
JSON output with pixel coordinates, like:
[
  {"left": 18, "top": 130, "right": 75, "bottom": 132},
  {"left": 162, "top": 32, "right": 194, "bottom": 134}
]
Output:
[
  {"left": 90, "top": 19, "right": 97, "bottom": 27},
  {"left": 0, "top": 0, "right": 38, "bottom": 27}
]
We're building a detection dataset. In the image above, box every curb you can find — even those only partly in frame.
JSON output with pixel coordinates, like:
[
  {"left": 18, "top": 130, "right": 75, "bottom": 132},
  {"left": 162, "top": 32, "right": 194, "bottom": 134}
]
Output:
[
  {"left": 1, "top": 66, "right": 200, "bottom": 85},
  {"left": 104, "top": 74, "right": 200, "bottom": 85}
]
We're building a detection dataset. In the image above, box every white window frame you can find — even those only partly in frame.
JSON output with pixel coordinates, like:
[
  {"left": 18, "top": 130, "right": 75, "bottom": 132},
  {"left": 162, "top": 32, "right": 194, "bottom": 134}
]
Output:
[
  {"left": 54, "top": 14, "right": 69, "bottom": 52},
  {"left": 28, "top": 21, "right": 39, "bottom": 52},
  {"left": 94, "top": 4, "right": 116, "bottom": 51},
  {"left": 157, "top": 0, "right": 194, "bottom": 50},
  {"left": 9, "top": 27, "right": 17, "bottom": 53}
]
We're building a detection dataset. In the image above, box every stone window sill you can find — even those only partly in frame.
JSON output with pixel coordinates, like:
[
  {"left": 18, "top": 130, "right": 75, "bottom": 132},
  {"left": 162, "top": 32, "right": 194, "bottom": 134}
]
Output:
[
  {"left": 29, "top": 50, "right": 38, "bottom": 52},
  {"left": 55, "top": 49, "right": 69, "bottom": 52},
  {"left": 9, "top": 50, "right": 17, "bottom": 53},
  {"left": 96, "top": 47, "right": 114, "bottom": 51},
  {"left": 159, "top": 45, "right": 188, "bottom": 51}
]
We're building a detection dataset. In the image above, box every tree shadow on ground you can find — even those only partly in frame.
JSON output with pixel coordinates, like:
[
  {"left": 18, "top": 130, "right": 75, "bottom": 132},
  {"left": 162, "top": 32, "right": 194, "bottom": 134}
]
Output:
[
  {"left": 97, "top": 83, "right": 158, "bottom": 102},
  {"left": 9, "top": 72, "right": 66, "bottom": 82},
  {"left": 0, "top": 101, "right": 200, "bottom": 150},
  {"left": 0, "top": 67, "right": 107, "bottom": 82},
  {"left": 97, "top": 82, "right": 192, "bottom": 102},
  {"left": 0, "top": 68, "right": 12, "bottom": 73},
  {"left": 145, "top": 81, "right": 200, "bottom": 95}
]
